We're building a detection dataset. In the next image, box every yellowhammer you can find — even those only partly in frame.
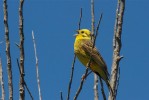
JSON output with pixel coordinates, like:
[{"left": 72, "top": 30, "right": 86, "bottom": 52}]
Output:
[{"left": 74, "top": 29, "right": 113, "bottom": 94}]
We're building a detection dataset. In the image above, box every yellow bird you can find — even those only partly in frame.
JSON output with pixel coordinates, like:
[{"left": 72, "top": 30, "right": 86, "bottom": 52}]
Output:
[{"left": 74, "top": 29, "right": 113, "bottom": 94}]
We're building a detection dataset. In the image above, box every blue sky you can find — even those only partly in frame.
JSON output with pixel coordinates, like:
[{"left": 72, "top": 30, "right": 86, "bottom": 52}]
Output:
[{"left": 0, "top": 0, "right": 149, "bottom": 100}]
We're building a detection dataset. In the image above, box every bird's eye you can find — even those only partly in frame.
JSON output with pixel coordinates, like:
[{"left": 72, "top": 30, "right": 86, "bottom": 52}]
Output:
[{"left": 81, "top": 31, "right": 84, "bottom": 33}]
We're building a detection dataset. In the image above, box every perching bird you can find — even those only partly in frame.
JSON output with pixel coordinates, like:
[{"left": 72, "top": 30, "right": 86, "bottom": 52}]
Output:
[{"left": 74, "top": 29, "right": 113, "bottom": 94}]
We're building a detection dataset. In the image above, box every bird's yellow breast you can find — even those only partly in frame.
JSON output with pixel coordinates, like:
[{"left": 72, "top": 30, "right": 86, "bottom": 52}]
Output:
[
  {"left": 74, "top": 38, "right": 86, "bottom": 55},
  {"left": 74, "top": 34, "right": 90, "bottom": 53},
  {"left": 74, "top": 38, "right": 90, "bottom": 66}
]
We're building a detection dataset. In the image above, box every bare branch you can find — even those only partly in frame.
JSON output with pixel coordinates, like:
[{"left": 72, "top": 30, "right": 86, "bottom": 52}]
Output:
[
  {"left": 67, "top": 55, "right": 76, "bottom": 100},
  {"left": 24, "top": 82, "right": 34, "bottom": 100},
  {"left": 3, "top": 0, "right": 13, "bottom": 99},
  {"left": 115, "top": 67, "right": 120, "bottom": 97},
  {"left": 73, "top": 68, "right": 89, "bottom": 100},
  {"left": 91, "top": 0, "right": 99, "bottom": 99},
  {"left": 78, "top": 8, "right": 82, "bottom": 30},
  {"left": 60, "top": 91, "right": 63, "bottom": 100},
  {"left": 94, "top": 74, "right": 99, "bottom": 100},
  {"left": 92, "top": 8, "right": 103, "bottom": 100},
  {"left": 108, "top": 0, "right": 125, "bottom": 100},
  {"left": 94, "top": 13, "right": 103, "bottom": 41},
  {"left": 99, "top": 77, "right": 106, "bottom": 100},
  {"left": 0, "top": 57, "right": 5, "bottom": 100},
  {"left": 19, "top": 0, "right": 25, "bottom": 99},
  {"left": 17, "top": 59, "right": 21, "bottom": 75},
  {"left": 67, "top": 8, "right": 82, "bottom": 100},
  {"left": 32, "top": 31, "right": 42, "bottom": 100},
  {"left": 91, "top": 0, "right": 95, "bottom": 38},
  {"left": 17, "top": 59, "right": 34, "bottom": 100}
]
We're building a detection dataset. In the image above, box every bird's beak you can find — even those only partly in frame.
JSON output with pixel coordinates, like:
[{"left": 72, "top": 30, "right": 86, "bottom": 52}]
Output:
[
  {"left": 73, "top": 34, "right": 78, "bottom": 37},
  {"left": 73, "top": 30, "right": 79, "bottom": 37}
]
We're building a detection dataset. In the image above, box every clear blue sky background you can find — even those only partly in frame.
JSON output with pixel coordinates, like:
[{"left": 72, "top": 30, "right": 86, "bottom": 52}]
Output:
[{"left": 0, "top": 0, "right": 149, "bottom": 100}]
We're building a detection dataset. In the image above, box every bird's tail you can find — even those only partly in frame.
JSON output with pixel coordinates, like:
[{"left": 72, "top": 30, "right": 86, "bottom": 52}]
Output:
[{"left": 106, "top": 81, "right": 114, "bottom": 97}]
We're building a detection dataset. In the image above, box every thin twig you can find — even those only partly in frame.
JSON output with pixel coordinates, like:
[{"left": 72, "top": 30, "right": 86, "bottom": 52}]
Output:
[
  {"left": 91, "top": 0, "right": 95, "bottom": 41},
  {"left": 93, "top": 14, "right": 103, "bottom": 49},
  {"left": 91, "top": 0, "right": 99, "bottom": 99},
  {"left": 93, "top": 14, "right": 103, "bottom": 99},
  {"left": 99, "top": 77, "right": 106, "bottom": 100},
  {"left": 108, "top": 0, "right": 125, "bottom": 100},
  {"left": 24, "top": 82, "right": 34, "bottom": 100},
  {"left": 60, "top": 91, "right": 63, "bottom": 100},
  {"left": 67, "top": 55, "right": 76, "bottom": 100},
  {"left": 3, "top": 0, "right": 13, "bottom": 99},
  {"left": 0, "top": 57, "right": 5, "bottom": 100},
  {"left": 67, "top": 8, "right": 82, "bottom": 100},
  {"left": 93, "top": 13, "right": 103, "bottom": 52},
  {"left": 78, "top": 8, "right": 82, "bottom": 30},
  {"left": 73, "top": 68, "right": 89, "bottom": 100},
  {"left": 85, "top": 70, "right": 92, "bottom": 78},
  {"left": 32, "top": 31, "right": 42, "bottom": 100},
  {"left": 94, "top": 13, "right": 103, "bottom": 42},
  {"left": 17, "top": 59, "right": 21, "bottom": 75},
  {"left": 17, "top": 59, "right": 34, "bottom": 100},
  {"left": 19, "top": 0, "right": 25, "bottom": 99}
]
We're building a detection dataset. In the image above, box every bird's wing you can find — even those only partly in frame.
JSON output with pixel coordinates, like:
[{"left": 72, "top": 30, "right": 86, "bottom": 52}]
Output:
[{"left": 81, "top": 39, "right": 110, "bottom": 77}]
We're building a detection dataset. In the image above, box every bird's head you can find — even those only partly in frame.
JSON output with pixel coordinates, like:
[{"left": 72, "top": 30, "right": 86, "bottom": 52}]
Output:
[{"left": 74, "top": 29, "right": 92, "bottom": 40}]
